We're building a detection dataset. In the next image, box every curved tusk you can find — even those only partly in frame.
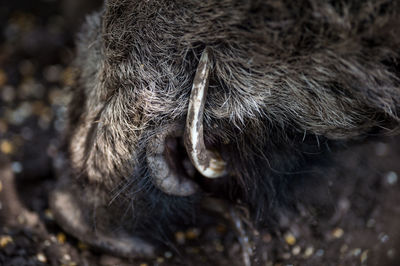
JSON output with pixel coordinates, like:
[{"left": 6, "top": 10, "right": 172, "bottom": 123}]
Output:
[{"left": 184, "top": 48, "right": 227, "bottom": 178}]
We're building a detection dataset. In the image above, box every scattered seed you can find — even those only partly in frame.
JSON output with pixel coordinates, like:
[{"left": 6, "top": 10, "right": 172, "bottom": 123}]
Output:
[
  {"left": 215, "top": 241, "right": 224, "bottom": 252},
  {"left": 78, "top": 241, "right": 88, "bottom": 251},
  {"left": 332, "top": 228, "right": 344, "bottom": 239},
  {"left": 175, "top": 231, "right": 185, "bottom": 244},
  {"left": 284, "top": 232, "right": 296, "bottom": 246},
  {"left": 0, "top": 181, "right": 2, "bottom": 192},
  {"left": 186, "top": 228, "right": 200, "bottom": 240},
  {"left": 156, "top": 257, "right": 165, "bottom": 263},
  {"left": 139, "top": 263, "right": 148, "bottom": 266},
  {"left": 0, "top": 140, "right": 13, "bottom": 154},
  {"left": 0, "top": 69, "right": 7, "bottom": 86},
  {"left": 303, "top": 246, "right": 314, "bottom": 258},
  {"left": 44, "top": 209, "right": 54, "bottom": 220},
  {"left": 61, "top": 67, "right": 76, "bottom": 86},
  {"left": 37, "top": 253, "right": 47, "bottom": 263},
  {"left": 57, "top": 232, "right": 66, "bottom": 244},
  {"left": 292, "top": 245, "right": 301, "bottom": 256},
  {"left": 0, "top": 235, "right": 13, "bottom": 247},
  {"left": 49, "top": 235, "right": 57, "bottom": 243}
]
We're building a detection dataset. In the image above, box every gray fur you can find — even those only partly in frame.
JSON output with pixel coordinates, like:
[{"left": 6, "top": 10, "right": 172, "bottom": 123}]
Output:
[{"left": 56, "top": 0, "right": 400, "bottom": 256}]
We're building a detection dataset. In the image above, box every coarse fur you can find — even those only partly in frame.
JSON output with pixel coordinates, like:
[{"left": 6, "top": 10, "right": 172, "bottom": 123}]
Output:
[{"left": 62, "top": 0, "right": 400, "bottom": 248}]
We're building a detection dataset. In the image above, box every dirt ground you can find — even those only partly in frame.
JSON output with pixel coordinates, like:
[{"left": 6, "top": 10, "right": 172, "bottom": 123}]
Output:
[{"left": 0, "top": 1, "right": 400, "bottom": 266}]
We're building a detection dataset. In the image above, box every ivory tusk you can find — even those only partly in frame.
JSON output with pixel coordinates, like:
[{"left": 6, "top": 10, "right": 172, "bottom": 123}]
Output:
[{"left": 184, "top": 48, "right": 227, "bottom": 178}]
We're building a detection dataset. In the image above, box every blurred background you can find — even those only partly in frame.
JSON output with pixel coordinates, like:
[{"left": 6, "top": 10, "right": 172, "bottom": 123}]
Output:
[{"left": 0, "top": 1, "right": 400, "bottom": 265}]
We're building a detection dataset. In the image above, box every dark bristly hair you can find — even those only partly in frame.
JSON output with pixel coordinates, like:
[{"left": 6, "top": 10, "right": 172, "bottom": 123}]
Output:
[{"left": 63, "top": 0, "right": 400, "bottom": 244}]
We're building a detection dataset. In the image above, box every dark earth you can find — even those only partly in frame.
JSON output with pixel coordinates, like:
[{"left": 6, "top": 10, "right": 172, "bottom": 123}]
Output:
[{"left": 0, "top": 1, "right": 400, "bottom": 265}]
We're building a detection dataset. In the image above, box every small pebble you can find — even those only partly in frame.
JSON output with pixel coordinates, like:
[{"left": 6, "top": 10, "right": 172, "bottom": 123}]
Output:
[
  {"left": 49, "top": 235, "right": 57, "bottom": 243},
  {"left": 2, "top": 86, "right": 15, "bottom": 102},
  {"left": 0, "top": 120, "right": 7, "bottom": 133},
  {"left": 387, "top": 249, "right": 396, "bottom": 259},
  {"left": 215, "top": 241, "right": 224, "bottom": 252},
  {"left": 351, "top": 248, "right": 362, "bottom": 257},
  {"left": 332, "top": 228, "right": 344, "bottom": 239},
  {"left": 262, "top": 233, "right": 272, "bottom": 243},
  {"left": 164, "top": 251, "right": 173, "bottom": 259},
  {"left": 19, "top": 60, "right": 35, "bottom": 76},
  {"left": 43, "top": 65, "right": 62, "bottom": 83},
  {"left": 284, "top": 232, "right": 296, "bottom": 246},
  {"left": 340, "top": 244, "right": 348, "bottom": 254},
  {"left": 385, "top": 171, "right": 398, "bottom": 185},
  {"left": 156, "top": 257, "right": 165, "bottom": 263},
  {"left": 36, "top": 253, "right": 47, "bottom": 263},
  {"left": 282, "top": 252, "right": 291, "bottom": 260},
  {"left": 11, "top": 162, "right": 23, "bottom": 173},
  {"left": 366, "top": 218, "right": 376, "bottom": 228},
  {"left": 378, "top": 233, "right": 389, "bottom": 243},
  {"left": 360, "top": 250, "right": 368, "bottom": 263},
  {"left": 315, "top": 249, "right": 324, "bottom": 257}
]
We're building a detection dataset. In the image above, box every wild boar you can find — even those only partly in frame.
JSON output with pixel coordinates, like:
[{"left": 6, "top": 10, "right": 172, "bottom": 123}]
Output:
[{"left": 51, "top": 0, "right": 400, "bottom": 259}]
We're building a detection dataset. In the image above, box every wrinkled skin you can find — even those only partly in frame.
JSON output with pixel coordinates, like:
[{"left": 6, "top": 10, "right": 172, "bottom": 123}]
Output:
[{"left": 51, "top": 0, "right": 400, "bottom": 258}]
